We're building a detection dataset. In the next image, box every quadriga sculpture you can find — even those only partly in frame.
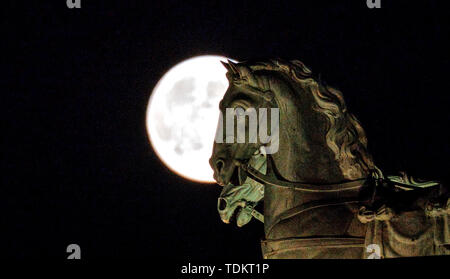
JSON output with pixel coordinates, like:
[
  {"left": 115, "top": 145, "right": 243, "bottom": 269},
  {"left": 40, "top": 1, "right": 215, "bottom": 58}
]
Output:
[{"left": 209, "top": 59, "right": 449, "bottom": 259}]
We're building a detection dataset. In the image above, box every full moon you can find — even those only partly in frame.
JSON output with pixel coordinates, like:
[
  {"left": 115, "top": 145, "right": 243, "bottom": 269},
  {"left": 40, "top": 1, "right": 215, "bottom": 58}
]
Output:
[{"left": 146, "top": 55, "right": 231, "bottom": 183}]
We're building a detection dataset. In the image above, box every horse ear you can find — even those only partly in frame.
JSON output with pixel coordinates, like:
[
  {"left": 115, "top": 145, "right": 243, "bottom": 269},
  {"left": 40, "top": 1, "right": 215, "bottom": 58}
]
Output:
[
  {"left": 221, "top": 61, "right": 231, "bottom": 71},
  {"left": 227, "top": 59, "right": 240, "bottom": 76},
  {"left": 221, "top": 60, "right": 239, "bottom": 77}
]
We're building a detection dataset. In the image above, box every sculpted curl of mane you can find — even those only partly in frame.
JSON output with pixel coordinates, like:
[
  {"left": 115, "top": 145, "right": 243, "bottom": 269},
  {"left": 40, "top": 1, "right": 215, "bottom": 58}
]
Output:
[{"left": 242, "top": 59, "right": 375, "bottom": 179}]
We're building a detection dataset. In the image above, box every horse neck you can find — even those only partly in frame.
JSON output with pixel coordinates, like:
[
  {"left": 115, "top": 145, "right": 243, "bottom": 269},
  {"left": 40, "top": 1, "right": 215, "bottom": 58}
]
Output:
[
  {"left": 261, "top": 75, "right": 372, "bottom": 239},
  {"left": 269, "top": 93, "right": 348, "bottom": 185},
  {"left": 263, "top": 102, "right": 368, "bottom": 239}
]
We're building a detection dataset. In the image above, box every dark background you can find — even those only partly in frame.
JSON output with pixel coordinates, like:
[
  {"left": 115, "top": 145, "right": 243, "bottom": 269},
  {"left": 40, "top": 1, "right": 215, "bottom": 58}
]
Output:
[{"left": 2, "top": 0, "right": 449, "bottom": 259}]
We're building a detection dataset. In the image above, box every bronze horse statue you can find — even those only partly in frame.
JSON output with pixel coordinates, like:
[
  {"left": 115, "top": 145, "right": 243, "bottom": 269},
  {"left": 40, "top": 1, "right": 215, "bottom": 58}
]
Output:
[{"left": 210, "top": 59, "right": 449, "bottom": 259}]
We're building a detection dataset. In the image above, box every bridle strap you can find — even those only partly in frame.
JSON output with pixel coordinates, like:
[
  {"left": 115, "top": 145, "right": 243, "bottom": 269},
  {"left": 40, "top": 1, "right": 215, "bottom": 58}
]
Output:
[{"left": 239, "top": 156, "right": 367, "bottom": 193}]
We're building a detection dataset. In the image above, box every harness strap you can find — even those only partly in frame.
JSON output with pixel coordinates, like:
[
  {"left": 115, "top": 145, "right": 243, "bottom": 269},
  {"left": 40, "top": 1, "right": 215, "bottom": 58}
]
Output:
[
  {"left": 261, "top": 237, "right": 366, "bottom": 259},
  {"left": 266, "top": 198, "right": 363, "bottom": 237},
  {"left": 240, "top": 155, "right": 367, "bottom": 193}
]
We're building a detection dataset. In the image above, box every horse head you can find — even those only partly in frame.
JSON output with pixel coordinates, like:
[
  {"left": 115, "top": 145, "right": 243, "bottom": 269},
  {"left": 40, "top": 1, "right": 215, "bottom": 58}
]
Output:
[{"left": 210, "top": 59, "right": 375, "bottom": 229}]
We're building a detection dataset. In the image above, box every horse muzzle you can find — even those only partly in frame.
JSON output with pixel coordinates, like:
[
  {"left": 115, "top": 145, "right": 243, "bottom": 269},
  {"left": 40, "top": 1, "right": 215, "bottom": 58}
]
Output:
[
  {"left": 210, "top": 157, "right": 247, "bottom": 187},
  {"left": 217, "top": 182, "right": 264, "bottom": 226}
]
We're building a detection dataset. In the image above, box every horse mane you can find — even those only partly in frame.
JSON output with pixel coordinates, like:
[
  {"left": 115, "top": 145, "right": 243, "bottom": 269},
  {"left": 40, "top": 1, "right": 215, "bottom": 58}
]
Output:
[{"left": 229, "top": 59, "right": 375, "bottom": 179}]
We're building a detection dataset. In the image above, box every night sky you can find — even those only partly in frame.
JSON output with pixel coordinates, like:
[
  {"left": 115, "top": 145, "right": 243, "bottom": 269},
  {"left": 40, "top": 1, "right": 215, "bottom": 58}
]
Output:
[{"left": 3, "top": 1, "right": 449, "bottom": 259}]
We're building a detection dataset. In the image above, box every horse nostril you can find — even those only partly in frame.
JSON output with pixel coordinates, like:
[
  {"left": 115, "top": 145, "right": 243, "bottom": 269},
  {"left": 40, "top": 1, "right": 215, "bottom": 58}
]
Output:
[{"left": 218, "top": 198, "right": 227, "bottom": 211}]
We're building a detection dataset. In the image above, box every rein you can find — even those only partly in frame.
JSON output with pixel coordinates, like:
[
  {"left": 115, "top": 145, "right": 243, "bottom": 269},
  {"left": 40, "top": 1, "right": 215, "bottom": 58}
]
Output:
[{"left": 239, "top": 156, "right": 368, "bottom": 193}]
